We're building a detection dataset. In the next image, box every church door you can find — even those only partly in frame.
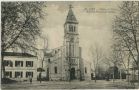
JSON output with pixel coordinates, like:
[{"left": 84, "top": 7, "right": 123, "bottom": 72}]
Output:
[{"left": 70, "top": 68, "right": 76, "bottom": 80}]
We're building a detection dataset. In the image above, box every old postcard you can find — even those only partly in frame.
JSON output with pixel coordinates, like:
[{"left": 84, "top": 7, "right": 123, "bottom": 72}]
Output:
[{"left": 1, "top": 1, "right": 139, "bottom": 89}]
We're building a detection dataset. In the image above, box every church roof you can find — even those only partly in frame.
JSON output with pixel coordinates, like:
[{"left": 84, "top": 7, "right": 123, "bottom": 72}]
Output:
[
  {"left": 44, "top": 53, "right": 53, "bottom": 57},
  {"left": 43, "top": 49, "right": 53, "bottom": 57},
  {"left": 65, "top": 5, "right": 78, "bottom": 24}
]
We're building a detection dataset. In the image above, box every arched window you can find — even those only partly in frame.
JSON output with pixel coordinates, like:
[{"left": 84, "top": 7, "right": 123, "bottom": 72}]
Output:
[
  {"left": 74, "top": 26, "right": 76, "bottom": 32},
  {"left": 72, "top": 45, "right": 74, "bottom": 57},
  {"left": 54, "top": 66, "right": 57, "bottom": 74},
  {"left": 69, "top": 25, "right": 71, "bottom": 32},
  {"left": 85, "top": 67, "right": 87, "bottom": 74},
  {"left": 48, "top": 59, "right": 50, "bottom": 63},
  {"left": 69, "top": 25, "right": 73, "bottom": 32}
]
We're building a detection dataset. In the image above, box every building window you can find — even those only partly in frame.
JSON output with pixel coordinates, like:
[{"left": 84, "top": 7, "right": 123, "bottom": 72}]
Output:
[
  {"left": 69, "top": 25, "right": 73, "bottom": 32},
  {"left": 5, "top": 71, "right": 12, "bottom": 78},
  {"left": 72, "top": 45, "right": 74, "bottom": 57},
  {"left": 26, "top": 61, "right": 33, "bottom": 67},
  {"left": 15, "top": 61, "right": 23, "bottom": 67},
  {"left": 4, "top": 60, "right": 13, "bottom": 67},
  {"left": 85, "top": 67, "right": 87, "bottom": 74},
  {"left": 15, "top": 72, "right": 23, "bottom": 78},
  {"left": 74, "top": 26, "right": 76, "bottom": 32},
  {"left": 26, "top": 72, "right": 33, "bottom": 78},
  {"left": 48, "top": 59, "right": 50, "bottom": 63},
  {"left": 54, "top": 66, "right": 57, "bottom": 74},
  {"left": 70, "top": 59, "right": 75, "bottom": 65},
  {"left": 55, "top": 50, "right": 57, "bottom": 54},
  {"left": 47, "top": 68, "right": 49, "bottom": 73}
]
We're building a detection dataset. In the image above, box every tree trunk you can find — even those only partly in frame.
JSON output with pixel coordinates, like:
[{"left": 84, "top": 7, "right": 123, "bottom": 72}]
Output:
[
  {"left": 137, "top": 54, "right": 139, "bottom": 85},
  {"left": 1, "top": 52, "right": 5, "bottom": 79},
  {"left": 95, "top": 70, "right": 96, "bottom": 83},
  {"left": 113, "top": 69, "right": 115, "bottom": 83},
  {"left": 133, "top": 69, "right": 135, "bottom": 80},
  {"left": 127, "top": 70, "right": 130, "bottom": 85},
  {"left": 120, "top": 69, "right": 122, "bottom": 80},
  {"left": 138, "top": 67, "right": 139, "bottom": 85},
  {"left": 1, "top": 16, "right": 6, "bottom": 79},
  {"left": 127, "top": 55, "right": 130, "bottom": 84},
  {"left": 137, "top": 58, "right": 139, "bottom": 85}
]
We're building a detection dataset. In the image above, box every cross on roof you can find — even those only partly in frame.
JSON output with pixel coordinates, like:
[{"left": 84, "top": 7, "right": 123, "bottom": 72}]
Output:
[{"left": 69, "top": 4, "right": 73, "bottom": 9}]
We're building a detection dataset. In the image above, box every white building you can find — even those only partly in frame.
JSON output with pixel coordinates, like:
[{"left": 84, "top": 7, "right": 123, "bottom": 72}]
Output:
[
  {"left": 43, "top": 47, "right": 64, "bottom": 80},
  {"left": 3, "top": 52, "right": 38, "bottom": 81}
]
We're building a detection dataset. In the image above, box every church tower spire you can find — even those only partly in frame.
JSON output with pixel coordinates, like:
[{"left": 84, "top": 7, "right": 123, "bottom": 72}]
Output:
[
  {"left": 64, "top": 5, "right": 79, "bottom": 35},
  {"left": 65, "top": 5, "right": 78, "bottom": 24}
]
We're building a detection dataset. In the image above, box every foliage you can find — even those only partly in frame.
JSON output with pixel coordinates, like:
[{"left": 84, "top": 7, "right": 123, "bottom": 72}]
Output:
[
  {"left": 113, "top": 1, "right": 139, "bottom": 65},
  {"left": 1, "top": 2, "right": 46, "bottom": 52},
  {"left": 113, "top": 1, "right": 139, "bottom": 83},
  {"left": 90, "top": 43, "right": 104, "bottom": 82},
  {"left": 1, "top": 1, "right": 46, "bottom": 78}
]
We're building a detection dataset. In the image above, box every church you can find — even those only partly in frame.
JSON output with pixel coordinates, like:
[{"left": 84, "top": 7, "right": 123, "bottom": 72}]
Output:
[{"left": 41, "top": 5, "right": 91, "bottom": 81}]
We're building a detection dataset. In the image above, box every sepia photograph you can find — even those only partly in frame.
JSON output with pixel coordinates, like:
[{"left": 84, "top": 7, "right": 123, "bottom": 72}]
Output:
[{"left": 1, "top": 1, "right": 139, "bottom": 89}]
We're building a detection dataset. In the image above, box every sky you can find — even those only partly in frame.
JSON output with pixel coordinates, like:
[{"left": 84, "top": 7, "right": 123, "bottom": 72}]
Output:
[{"left": 37, "top": 1, "right": 122, "bottom": 65}]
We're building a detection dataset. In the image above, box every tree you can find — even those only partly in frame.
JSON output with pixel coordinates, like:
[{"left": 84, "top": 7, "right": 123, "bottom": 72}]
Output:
[
  {"left": 113, "top": 1, "right": 139, "bottom": 83},
  {"left": 113, "top": 41, "right": 132, "bottom": 83},
  {"left": 102, "top": 40, "right": 127, "bottom": 82},
  {"left": 103, "top": 40, "right": 133, "bottom": 84},
  {"left": 90, "top": 43, "right": 104, "bottom": 82},
  {"left": 104, "top": 51, "right": 119, "bottom": 82},
  {"left": 1, "top": 2, "right": 46, "bottom": 78}
]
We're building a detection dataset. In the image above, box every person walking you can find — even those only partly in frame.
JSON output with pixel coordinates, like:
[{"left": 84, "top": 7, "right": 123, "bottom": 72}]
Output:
[
  {"left": 39, "top": 72, "right": 42, "bottom": 83},
  {"left": 29, "top": 75, "right": 32, "bottom": 84}
]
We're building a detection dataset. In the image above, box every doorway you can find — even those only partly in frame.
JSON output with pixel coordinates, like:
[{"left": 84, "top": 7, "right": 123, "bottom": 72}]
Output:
[
  {"left": 47, "top": 68, "right": 49, "bottom": 80},
  {"left": 70, "top": 68, "right": 76, "bottom": 80}
]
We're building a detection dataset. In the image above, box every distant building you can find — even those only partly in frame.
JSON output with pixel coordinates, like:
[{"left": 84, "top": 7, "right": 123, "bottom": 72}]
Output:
[
  {"left": 129, "top": 67, "right": 138, "bottom": 81},
  {"left": 128, "top": 62, "right": 139, "bottom": 81},
  {"left": 108, "top": 66, "right": 119, "bottom": 79},
  {"left": 126, "top": 55, "right": 139, "bottom": 82},
  {"left": 42, "top": 47, "right": 64, "bottom": 80},
  {"left": 3, "top": 52, "right": 37, "bottom": 81}
]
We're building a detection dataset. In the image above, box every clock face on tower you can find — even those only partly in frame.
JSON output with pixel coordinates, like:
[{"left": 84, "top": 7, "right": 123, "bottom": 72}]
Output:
[{"left": 70, "top": 37, "right": 74, "bottom": 42}]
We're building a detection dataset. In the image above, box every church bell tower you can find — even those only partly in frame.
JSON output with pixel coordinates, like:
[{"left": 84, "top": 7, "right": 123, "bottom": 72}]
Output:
[{"left": 64, "top": 5, "right": 80, "bottom": 80}]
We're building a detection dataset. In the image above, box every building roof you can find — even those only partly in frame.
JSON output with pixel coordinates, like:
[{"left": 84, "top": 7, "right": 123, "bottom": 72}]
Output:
[
  {"left": 43, "top": 49, "right": 53, "bottom": 57},
  {"left": 2, "top": 52, "right": 36, "bottom": 57},
  {"left": 130, "top": 67, "right": 139, "bottom": 70},
  {"left": 44, "top": 52, "right": 53, "bottom": 57},
  {"left": 43, "top": 47, "right": 62, "bottom": 57},
  {"left": 65, "top": 5, "right": 78, "bottom": 24}
]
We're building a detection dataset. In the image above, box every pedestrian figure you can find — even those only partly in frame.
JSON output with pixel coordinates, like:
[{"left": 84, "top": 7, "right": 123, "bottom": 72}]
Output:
[
  {"left": 130, "top": 80, "right": 135, "bottom": 88},
  {"left": 29, "top": 75, "right": 32, "bottom": 84},
  {"left": 18, "top": 76, "right": 21, "bottom": 83},
  {"left": 39, "top": 72, "right": 42, "bottom": 83}
]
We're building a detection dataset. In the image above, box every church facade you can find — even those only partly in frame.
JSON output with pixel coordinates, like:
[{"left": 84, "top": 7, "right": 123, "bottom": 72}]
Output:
[{"left": 42, "top": 6, "right": 91, "bottom": 81}]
